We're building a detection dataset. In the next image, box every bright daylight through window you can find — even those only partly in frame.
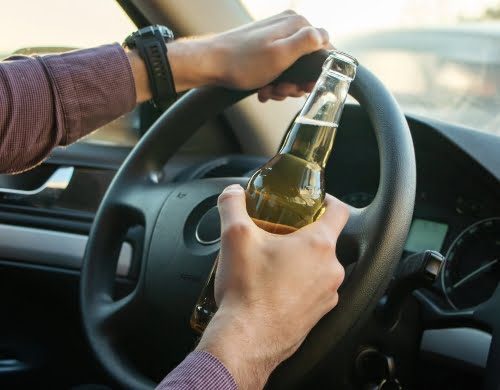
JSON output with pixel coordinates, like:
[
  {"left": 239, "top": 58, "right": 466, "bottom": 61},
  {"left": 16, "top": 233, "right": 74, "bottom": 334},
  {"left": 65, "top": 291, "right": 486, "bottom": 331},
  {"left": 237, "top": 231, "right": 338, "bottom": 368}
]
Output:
[
  {"left": 242, "top": 0, "right": 500, "bottom": 134},
  {"left": 0, "top": 0, "right": 138, "bottom": 146}
]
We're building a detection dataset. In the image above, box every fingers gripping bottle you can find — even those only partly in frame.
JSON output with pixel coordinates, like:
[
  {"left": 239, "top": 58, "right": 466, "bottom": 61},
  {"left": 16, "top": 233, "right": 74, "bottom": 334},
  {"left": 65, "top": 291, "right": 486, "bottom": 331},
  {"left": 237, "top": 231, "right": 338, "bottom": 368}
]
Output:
[{"left": 190, "top": 51, "right": 358, "bottom": 333}]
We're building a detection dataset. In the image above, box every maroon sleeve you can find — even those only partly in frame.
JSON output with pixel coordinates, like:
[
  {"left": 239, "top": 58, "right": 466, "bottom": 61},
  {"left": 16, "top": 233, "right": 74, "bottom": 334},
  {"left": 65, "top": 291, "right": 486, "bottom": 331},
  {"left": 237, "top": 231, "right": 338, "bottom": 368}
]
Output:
[
  {"left": 156, "top": 351, "right": 238, "bottom": 390},
  {"left": 0, "top": 43, "right": 136, "bottom": 173}
]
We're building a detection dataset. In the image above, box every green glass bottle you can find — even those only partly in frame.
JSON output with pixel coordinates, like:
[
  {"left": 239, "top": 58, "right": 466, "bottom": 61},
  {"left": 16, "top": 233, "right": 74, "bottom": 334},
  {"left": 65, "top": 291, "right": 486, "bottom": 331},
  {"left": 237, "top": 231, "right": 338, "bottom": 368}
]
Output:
[{"left": 190, "top": 51, "right": 358, "bottom": 333}]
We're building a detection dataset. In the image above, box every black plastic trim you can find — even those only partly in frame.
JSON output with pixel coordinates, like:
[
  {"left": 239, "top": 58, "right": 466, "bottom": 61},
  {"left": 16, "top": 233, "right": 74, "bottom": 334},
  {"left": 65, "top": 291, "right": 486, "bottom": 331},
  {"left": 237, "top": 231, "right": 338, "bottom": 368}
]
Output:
[
  {"left": 47, "top": 143, "right": 132, "bottom": 171},
  {"left": 115, "top": 0, "right": 148, "bottom": 28},
  {"left": 0, "top": 210, "right": 92, "bottom": 235}
]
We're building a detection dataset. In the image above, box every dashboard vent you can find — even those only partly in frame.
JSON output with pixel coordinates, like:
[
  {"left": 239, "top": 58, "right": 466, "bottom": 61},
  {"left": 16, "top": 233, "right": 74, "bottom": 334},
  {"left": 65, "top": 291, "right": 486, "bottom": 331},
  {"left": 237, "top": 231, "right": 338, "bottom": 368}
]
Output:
[
  {"left": 202, "top": 161, "right": 252, "bottom": 178},
  {"left": 176, "top": 156, "right": 267, "bottom": 182}
]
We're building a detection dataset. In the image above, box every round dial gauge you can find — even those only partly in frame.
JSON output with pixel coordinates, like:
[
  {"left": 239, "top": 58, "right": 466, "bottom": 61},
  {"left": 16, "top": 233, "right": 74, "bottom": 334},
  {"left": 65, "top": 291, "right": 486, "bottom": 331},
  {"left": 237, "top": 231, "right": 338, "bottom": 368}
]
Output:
[{"left": 442, "top": 217, "right": 500, "bottom": 310}]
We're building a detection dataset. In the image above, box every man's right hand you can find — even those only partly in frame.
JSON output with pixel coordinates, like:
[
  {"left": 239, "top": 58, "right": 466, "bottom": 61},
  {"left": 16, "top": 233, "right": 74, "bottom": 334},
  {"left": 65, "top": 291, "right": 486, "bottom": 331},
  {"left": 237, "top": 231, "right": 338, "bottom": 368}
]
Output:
[{"left": 196, "top": 184, "right": 349, "bottom": 389}]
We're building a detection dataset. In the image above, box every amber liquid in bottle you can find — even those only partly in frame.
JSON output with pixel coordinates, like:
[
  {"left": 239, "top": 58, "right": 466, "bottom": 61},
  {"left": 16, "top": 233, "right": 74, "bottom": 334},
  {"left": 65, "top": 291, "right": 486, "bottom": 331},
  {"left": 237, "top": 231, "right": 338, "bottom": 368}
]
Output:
[
  {"left": 190, "top": 51, "right": 358, "bottom": 333},
  {"left": 246, "top": 119, "right": 337, "bottom": 233}
]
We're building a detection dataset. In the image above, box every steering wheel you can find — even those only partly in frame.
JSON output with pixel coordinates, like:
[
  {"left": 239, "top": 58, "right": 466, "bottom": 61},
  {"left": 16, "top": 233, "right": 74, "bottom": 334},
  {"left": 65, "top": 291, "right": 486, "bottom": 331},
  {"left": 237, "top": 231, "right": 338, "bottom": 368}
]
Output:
[{"left": 81, "top": 50, "right": 417, "bottom": 389}]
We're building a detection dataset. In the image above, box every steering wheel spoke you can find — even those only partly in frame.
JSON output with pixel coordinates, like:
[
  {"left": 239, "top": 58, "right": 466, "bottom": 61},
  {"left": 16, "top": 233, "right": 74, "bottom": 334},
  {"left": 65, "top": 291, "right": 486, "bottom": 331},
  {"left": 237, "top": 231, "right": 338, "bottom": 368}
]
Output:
[
  {"left": 112, "top": 179, "right": 175, "bottom": 231},
  {"left": 337, "top": 206, "right": 369, "bottom": 266},
  {"left": 95, "top": 289, "right": 142, "bottom": 333}
]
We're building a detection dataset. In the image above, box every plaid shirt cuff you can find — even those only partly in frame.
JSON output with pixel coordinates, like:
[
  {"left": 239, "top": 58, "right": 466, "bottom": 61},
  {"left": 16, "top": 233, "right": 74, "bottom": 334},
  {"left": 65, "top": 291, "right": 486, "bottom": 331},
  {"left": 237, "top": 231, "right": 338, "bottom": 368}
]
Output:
[{"left": 156, "top": 351, "right": 238, "bottom": 390}]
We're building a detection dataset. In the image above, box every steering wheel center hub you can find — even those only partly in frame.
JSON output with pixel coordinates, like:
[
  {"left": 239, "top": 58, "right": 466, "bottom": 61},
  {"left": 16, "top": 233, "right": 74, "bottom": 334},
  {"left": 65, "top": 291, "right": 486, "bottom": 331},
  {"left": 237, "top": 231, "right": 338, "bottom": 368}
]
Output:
[{"left": 144, "top": 178, "right": 246, "bottom": 316}]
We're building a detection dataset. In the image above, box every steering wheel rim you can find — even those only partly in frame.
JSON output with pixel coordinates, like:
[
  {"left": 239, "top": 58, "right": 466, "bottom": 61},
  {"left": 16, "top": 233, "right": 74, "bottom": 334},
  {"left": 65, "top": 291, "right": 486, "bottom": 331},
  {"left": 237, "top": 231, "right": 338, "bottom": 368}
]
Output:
[{"left": 80, "top": 51, "right": 417, "bottom": 389}]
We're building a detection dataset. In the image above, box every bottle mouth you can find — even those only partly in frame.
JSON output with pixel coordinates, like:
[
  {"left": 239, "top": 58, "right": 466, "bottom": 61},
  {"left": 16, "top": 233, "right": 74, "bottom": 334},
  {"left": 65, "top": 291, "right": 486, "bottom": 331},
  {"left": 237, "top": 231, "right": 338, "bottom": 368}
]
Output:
[{"left": 323, "top": 50, "right": 358, "bottom": 81}]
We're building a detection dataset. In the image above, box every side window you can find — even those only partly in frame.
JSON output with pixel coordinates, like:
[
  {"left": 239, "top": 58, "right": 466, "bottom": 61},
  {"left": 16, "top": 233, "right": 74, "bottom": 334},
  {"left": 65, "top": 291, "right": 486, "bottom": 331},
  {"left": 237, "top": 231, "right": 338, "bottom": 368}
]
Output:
[{"left": 0, "top": 0, "right": 140, "bottom": 146}]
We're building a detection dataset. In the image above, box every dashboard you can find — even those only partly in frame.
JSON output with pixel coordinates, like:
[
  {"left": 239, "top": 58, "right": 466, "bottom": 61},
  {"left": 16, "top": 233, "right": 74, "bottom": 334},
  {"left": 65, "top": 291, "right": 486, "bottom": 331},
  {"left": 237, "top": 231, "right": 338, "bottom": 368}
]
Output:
[
  {"left": 0, "top": 103, "right": 498, "bottom": 388},
  {"left": 0, "top": 105, "right": 498, "bottom": 315},
  {"left": 441, "top": 217, "right": 499, "bottom": 310},
  {"left": 328, "top": 106, "right": 500, "bottom": 312},
  {"left": 340, "top": 193, "right": 500, "bottom": 312}
]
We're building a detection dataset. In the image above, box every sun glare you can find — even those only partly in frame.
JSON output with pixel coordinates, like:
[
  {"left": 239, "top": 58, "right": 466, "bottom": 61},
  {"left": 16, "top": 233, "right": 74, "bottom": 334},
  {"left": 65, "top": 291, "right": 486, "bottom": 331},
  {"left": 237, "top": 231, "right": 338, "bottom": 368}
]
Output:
[
  {"left": 0, "top": 0, "right": 136, "bottom": 54},
  {"left": 241, "top": 0, "right": 500, "bottom": 37}
]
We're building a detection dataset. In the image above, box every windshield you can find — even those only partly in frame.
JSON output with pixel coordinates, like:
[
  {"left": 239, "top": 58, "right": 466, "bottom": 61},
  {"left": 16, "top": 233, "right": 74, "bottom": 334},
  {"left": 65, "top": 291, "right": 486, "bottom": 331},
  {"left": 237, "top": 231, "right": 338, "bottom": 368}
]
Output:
[{"left": 241, "top": 0, "right": 500, "bottom": 135}]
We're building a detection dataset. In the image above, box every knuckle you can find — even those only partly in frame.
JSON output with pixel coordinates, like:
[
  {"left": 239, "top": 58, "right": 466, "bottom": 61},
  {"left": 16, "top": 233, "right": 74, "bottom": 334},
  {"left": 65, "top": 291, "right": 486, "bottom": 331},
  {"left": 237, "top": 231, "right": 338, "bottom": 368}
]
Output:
[
  {"left": 222, "top": 221, "right": 252, "bottom": 241},
  {"left": 262, "top": 243, "right": 279, "bottom": 259},
  {"left": 330, "top": 293, "right": 339, "bottom": 308},
  {"left": 309, "top": 234, "right": 333, "bottom": 253},
  {"left": 301, "top": 26, "right": 320, "bottom": 45},
  {"left": 333, "top": 259, "right": 345, "bottom": 286},
  {"left": 292, "top": 14, "right": 310, "bottom": 28},
  {"left": 318, "top": 27, "right": 329, "bottom": 38}
]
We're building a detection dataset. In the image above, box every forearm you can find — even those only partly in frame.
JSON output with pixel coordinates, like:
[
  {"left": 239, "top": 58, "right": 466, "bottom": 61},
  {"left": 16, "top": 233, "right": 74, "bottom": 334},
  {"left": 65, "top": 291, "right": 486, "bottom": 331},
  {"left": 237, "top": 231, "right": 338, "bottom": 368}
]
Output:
[
  {"left": 0, "top": 44, "right": 135, "bottom": 173},
  {"left": 196, "top": 308, "right": 278, "bottom": 390},
  {"left": 156, "top": 350, "right": 237, "bottom": 390},
  {"left": 156, "top": 309, "right": 274, "bottom": 390},
  {"left": 0, "top": 36, "right": 220, "bottom": 174}
]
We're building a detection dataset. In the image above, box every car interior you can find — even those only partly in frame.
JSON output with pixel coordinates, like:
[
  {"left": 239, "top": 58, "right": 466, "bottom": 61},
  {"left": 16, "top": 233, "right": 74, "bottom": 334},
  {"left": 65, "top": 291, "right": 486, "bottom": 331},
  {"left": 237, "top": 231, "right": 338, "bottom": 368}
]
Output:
[{"left": 1, "top": 0, "right": 499, "bottom": 389}]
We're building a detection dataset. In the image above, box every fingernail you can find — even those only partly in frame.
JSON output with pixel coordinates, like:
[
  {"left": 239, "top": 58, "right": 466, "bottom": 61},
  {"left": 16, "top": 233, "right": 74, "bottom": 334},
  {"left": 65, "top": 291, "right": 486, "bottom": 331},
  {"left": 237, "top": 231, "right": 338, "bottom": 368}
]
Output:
[{"left": 223, "top": 184, "right": 244, "bottom": 193}]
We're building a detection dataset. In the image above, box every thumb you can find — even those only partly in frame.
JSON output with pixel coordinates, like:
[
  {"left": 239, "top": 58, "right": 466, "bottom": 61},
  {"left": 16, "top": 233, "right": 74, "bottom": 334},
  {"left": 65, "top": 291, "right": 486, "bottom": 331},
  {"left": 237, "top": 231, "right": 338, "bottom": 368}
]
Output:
[{"left": 217, "top": 184, "right": 253, "bottom": 232}]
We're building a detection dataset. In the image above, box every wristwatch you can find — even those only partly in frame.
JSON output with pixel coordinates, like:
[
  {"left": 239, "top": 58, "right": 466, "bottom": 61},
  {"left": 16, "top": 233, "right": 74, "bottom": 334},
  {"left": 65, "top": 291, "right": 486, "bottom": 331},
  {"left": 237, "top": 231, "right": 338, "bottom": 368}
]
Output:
[{"left": 124, "top": 25, "right": 177, "bottom": 108}]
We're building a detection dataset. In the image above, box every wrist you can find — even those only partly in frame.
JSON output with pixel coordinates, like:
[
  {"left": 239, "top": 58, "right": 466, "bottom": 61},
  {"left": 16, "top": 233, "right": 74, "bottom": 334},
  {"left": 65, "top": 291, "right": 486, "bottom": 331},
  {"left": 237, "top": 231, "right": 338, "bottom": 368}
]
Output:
[
  {"left": 167, "top": 36, "right": 222, "bottom": 92},
  {"left": 125, "top": 48, "right": 152, "bottom": 104},
  {"left": 196, "top": 307, "right": 278, "bottom": 389},
  {"left": 125, "top": 34, "right": 222, "bottom": 104}
]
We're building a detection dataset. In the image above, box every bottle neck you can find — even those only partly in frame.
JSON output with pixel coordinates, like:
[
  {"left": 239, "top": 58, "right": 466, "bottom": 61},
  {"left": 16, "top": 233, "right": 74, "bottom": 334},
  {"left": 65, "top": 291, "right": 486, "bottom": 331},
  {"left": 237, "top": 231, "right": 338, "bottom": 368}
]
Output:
[{"left": 279, "top": 70, "right": 352, "bottom": 168}]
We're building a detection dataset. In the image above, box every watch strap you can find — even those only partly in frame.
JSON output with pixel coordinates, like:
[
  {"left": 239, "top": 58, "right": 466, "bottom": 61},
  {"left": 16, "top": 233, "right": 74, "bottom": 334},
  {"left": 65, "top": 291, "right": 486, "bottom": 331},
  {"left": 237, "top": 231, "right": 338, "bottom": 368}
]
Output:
[{"left": 125, "top": 25, "right": 176, "bottom": 108}]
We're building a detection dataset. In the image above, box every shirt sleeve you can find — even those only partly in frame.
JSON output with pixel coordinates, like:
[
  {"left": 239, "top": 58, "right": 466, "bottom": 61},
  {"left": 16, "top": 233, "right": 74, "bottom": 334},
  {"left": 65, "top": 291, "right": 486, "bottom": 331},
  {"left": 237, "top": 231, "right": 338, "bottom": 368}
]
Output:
[
  {"left": 156, "top": 351, "right": 238, "bottom": 390},
  {"left": 0, "top": 43, "right": 136, "bottom": 174}
]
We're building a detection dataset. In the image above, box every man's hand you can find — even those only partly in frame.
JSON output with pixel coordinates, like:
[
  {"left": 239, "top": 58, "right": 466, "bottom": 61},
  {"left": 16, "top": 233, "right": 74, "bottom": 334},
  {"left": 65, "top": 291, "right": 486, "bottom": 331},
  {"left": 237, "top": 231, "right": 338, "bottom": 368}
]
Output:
[
  {"left": 128, "top": 11, "right": 330, "bottom": 103},
  {"left": 202, "top": 10, "right": 329, "bottom": 101},
  {"left": 196, "top": 184, "right": 349, "bottom": 389}
]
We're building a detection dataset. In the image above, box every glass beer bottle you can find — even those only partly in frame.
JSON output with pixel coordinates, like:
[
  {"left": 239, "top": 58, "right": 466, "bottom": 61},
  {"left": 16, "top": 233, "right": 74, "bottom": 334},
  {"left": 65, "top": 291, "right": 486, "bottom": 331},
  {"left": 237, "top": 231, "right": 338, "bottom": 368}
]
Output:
[{"left": 190, "top": 51, "right": 358, "bottom": 334}]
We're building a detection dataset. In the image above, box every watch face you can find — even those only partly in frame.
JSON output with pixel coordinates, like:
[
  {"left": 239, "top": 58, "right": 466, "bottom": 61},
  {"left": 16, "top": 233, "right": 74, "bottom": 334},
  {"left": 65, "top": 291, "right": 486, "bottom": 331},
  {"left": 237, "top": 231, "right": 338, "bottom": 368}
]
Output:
[
  {"left": 157, "top": 25, "right": 175, "bottom": 41},
  {"left": 124, "top": 25, "right": 174, "bottom": 49}
]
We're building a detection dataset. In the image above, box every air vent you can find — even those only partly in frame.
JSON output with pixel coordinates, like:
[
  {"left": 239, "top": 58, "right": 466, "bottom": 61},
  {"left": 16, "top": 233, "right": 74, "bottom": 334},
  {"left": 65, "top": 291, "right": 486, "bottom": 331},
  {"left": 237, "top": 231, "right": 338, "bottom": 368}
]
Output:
[
  {"left": 175, "top": 155, "right": 267, "bottom": 182},
  {"left": 202, "top": 161, "right": 251, "bottom": 178}
]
